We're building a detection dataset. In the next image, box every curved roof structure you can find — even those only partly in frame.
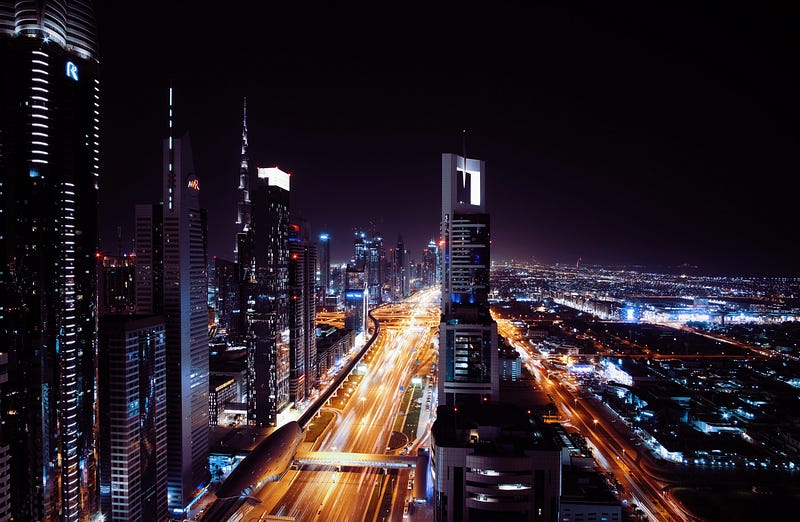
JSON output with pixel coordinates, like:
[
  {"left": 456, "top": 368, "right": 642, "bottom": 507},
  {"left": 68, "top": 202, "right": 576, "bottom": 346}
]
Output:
[
  {"left": 215, "top": 420, "right": 304, "bottom": 499},
  {"left": 0, "top": 0, "right": 98, "bottom": 61}
]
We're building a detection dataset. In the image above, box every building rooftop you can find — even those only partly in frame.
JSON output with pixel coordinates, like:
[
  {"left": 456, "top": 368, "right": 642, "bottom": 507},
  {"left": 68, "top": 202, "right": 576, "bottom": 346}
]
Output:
[{"left": 432, "top": 402, "right": 560, "bottom": 453}]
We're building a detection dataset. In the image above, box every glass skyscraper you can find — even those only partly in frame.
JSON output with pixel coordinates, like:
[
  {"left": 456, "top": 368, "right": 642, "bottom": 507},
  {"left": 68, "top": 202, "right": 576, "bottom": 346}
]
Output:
[
  {"left": 0, "top": 1, "right": 100, "bottom": 519},
  {"left": 438, "top": 153, "right": 499, "bottom": 406}
]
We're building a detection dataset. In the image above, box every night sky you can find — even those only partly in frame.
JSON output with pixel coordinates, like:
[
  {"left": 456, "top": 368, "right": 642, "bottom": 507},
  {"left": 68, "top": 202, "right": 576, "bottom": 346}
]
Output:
[{"left": 95, "top": 5, "right": 798, "bottom": 275}]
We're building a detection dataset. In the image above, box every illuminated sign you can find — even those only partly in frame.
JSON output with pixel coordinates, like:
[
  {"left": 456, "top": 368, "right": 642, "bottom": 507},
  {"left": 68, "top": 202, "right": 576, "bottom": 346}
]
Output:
[
  {"left": 66, "top": 61, "right": 78, "bottom": 81},
  {"left": 187, "top": 177, "right": 200, "bottom": 191}
]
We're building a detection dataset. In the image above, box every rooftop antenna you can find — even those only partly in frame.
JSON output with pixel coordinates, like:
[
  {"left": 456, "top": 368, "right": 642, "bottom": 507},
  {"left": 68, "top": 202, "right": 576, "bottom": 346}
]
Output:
[{"left": 167, "top": 83, "right": 175, "bottom": 210}]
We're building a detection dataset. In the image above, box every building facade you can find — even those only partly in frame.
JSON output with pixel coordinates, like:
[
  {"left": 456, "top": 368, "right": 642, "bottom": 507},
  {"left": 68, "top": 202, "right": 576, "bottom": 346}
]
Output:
[
  {"left": 244, "top": 167, "right": 291, "bottom": 427},
  {"left": 438, "top": 153, "right": 499, "bottom": 406},
  {"left": 135, "top": 93, "right": 210, "bottom": 515},
  {"left": 431, "top": 403, "right": 562, "bottom": 522},
  {"left": 0, "top": 2, "right": 101, "bottom": 519},
  {"left": 98, "top": 315, "right": 168, "bottom": 522},
  {"left": 317, "top": 233, "right": 331, "bottom": 307},
  {"left": 289, "top": 218, "right": 318, "bottom": 402},
  {"left": 344, "top": 267, "right": 369, "bottom": 334}
]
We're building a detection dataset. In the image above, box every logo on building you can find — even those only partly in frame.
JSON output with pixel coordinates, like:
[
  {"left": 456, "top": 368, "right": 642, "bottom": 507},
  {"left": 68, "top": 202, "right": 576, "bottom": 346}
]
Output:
[{"left": 66, "top": 61, "right": 79, "bottom": 81}]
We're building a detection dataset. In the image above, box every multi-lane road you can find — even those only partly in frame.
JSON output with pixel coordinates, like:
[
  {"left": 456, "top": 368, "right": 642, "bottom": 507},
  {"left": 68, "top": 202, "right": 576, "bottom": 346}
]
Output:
[
  {"left": 495, "top": 316, "right": 694, "bottom": 522},
  {"left": 236, "top": 289, "right": 440, "bottom": 521}
]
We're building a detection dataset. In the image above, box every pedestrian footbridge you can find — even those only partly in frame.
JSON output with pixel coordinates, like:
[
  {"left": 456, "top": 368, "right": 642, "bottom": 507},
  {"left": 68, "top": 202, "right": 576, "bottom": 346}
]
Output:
[{"left": 294, "top": 451, "right": 419, "bottom": 469}]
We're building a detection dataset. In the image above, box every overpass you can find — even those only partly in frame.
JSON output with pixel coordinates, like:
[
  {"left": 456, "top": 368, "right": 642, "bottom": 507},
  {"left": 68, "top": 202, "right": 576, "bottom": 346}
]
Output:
[{"left": 294, "top": 451, "right": 418, "bottom": 469}]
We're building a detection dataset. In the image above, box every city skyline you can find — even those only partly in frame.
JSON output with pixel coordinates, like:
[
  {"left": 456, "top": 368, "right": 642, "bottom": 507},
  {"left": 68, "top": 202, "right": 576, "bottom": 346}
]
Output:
[{"left": 94, "top": 6, "right": 797, "bottom": 274}]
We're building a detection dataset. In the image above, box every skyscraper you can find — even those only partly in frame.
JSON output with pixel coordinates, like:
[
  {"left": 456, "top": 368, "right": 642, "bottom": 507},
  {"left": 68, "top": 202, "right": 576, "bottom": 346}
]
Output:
[
  {"left": 317, "top": 233, "right": 331, "bottom": 307},
  {"left": 422, "top": 239, "right": 439, "bottom": 287},
  {"left": 393, "top": 235, "right": 409, "bottom": 300},
  {"left": 245, "top": 167, "right": 291, "bottom": 427},
  {"left": 98, "top": 315, "right": 168, "bottom": 522},
  {"left": 344, "top": 267, "right": 368, "bottom": 334},
  {"left": 366, "top": 235, "right": 384, "bottom": 305},
  {"left": 0, "top": 2, "right": 100, "bottom": 519},
  {"left": 289, "top": 217, "right": 318, "bottom": 402},
  {"left": 438, "top": 153, "right": 499, "bottom": 406},
  {"left": 135, "top": 89, "right": 210, "bottom": 515},
  {"left": 235, "top": 98, "right": 251, "bottom": 244}
]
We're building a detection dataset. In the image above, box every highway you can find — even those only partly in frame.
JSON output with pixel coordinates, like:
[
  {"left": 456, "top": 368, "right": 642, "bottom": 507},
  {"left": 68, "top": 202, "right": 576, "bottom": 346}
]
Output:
[
  {"left": 495, "top": 316, "right": 692, "bottom": 522},
  {"left": 239, "top": 289, "right": 440, "bottom": 521}
]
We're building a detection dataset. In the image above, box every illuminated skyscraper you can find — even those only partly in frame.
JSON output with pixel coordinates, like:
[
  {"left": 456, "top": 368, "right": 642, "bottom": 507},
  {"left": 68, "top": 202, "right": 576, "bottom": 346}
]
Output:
[
  {"left": 289, "top": 217, "right": 317, "bottom": 401},
  {"left": 438, "top": 153, "right": 499, "bottom": 406},
  {"left": 366, "top": 235, "right": 384, "bottom": 305},
  {"left": 245, "top": 167, "right": 291, "bottom": 427},
  {"left": 98, "top": 315, "right": 168, "bottom": 522},
  {"left": 317, "top": 233, "right": 331, "bottom": 306},
  {"left": 422, "top": 239, "right": 439, "bottom": 287},
  {"left": 0, "top": 2, "right": 100, "bottom": 519},
  {"left": 393, "top": 235, "right": 409, "bottom": 300},
  {"left": 135, "top": 90, "right": 210, "bottom": 515},
  {"left": 344, "top": 267, "right": 368, "bottom": 334}
]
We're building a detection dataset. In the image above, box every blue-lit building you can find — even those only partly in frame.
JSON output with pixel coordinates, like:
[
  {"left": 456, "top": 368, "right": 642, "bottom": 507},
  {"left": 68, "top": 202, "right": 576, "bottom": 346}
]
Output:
[
  {"left": 98, "top": 315, "right": 168, "bottom": 521},
  {"left": 0, "top": 2, "right": 101, "bottom": 519},
  {"left": 135, "top": 90, "right": 210, "bottom": 515},
  {"left": 344, "top": 267, "right": 369, "bottom": 334},
  {"left": 438, "top": 153, "right": 499, "bottom": 406},
  {"left": 317, "top": 233, "right": 331, "bottom": 307}
]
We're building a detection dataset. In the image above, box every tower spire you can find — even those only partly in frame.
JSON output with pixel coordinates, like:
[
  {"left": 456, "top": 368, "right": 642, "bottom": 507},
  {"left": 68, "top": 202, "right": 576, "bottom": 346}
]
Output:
[
  {"left": 236, "top": 96, "right": 251, "bottom": 228},
  {"left": 167, "top": 83, "right": 175, "bottom": 210}
]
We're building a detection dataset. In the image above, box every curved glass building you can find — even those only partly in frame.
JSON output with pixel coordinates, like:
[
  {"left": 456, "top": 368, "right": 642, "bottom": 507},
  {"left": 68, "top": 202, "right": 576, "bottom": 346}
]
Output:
[{"left": 0, "top": 1, "right": 100, "bottom": 520}]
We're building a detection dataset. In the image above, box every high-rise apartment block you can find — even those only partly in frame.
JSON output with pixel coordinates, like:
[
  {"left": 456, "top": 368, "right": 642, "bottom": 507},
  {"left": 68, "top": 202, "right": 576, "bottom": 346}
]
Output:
[
  {"left": 438, "top": 153, "right": 499, "bottom": 406},
  {"left": 0, "top": 2, "right": 101, "bottom": 519},
  {"left": 98, "top": 315, "right": 168, "bottom": 521}
]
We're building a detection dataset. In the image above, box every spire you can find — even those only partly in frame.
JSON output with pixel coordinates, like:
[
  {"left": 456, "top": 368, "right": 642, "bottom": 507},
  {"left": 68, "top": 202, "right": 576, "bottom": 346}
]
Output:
[
  {"left": 236, "top": 96, "right": 251, "bottom": 228},
  {"left": 167, "top": 84, "right": 175, "bottom": 210},
  {"left": 241, "top": 97, "right": 248, "bottom": 158}
]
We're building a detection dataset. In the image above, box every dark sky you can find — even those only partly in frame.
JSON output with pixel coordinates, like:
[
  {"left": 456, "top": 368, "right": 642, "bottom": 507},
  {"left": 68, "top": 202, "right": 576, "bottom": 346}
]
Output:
[{"left": 94, "top": 5, "right": 798, "bottom": 275}]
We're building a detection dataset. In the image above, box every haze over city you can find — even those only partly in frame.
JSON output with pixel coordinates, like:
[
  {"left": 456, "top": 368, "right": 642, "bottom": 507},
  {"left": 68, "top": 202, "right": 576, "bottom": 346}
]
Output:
[{"left": 95, "top": 5, "right": 798, "bottom": 275}]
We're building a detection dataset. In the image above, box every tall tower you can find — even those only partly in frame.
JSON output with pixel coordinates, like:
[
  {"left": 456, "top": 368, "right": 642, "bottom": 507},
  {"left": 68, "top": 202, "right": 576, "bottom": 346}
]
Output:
[
  {"left": 393, "top": 235, "right": 409, "bottom": 300},
  {"left": 438, "top": 153, "right": 498, "bottom": 406},
  {"left": 230, "top": 99, "right": 251, "bottom": 342},
  {"left": 317, "top": 233, "right": 331, "bottom": 307},
  {"left": 245, "top": 167, "right": 291, "bottom": 427},
  {"left": 98, "top": 315, "right": 168, "bottom": 522},
  {"left": 236, "top": 98, "right": 251, "bottom": 235},
  {"left": 288, "top": 217, "right": 318, "bottom": 402},
  {"left": 137, "top": 88, "right": 210, "bottom": 514},
  {"left": 0, "top": 2, "right": 100, "bottom": 519}
]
